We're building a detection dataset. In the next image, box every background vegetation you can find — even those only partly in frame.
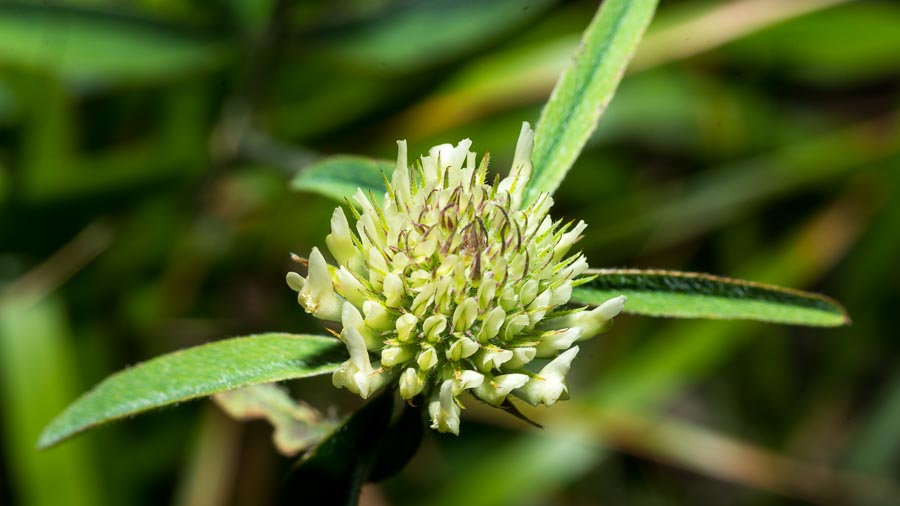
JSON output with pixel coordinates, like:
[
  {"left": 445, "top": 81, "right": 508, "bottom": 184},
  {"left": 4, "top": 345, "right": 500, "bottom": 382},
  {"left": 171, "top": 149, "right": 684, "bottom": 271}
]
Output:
[{"left": 1, "top": 0, "right": 898, "bottom": 504}]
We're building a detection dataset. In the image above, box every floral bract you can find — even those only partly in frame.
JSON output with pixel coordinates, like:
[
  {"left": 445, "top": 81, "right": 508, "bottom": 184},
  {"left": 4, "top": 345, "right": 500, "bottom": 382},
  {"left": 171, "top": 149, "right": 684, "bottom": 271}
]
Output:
[{"left": 287, "top": 122, "right": 624, "bottom": 434}]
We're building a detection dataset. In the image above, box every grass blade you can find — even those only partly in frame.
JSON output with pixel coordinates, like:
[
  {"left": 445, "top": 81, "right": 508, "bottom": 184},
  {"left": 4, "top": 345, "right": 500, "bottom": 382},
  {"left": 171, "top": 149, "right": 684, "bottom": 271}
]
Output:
[
  {"left": 526, "top": 0, "right": 658, "bottom": 203},
  {"left": 572, "top": 269, "right": 849, "bottom": 326},
  {"left": 37, "top": 333, "right": 347, "bottom": 449}
]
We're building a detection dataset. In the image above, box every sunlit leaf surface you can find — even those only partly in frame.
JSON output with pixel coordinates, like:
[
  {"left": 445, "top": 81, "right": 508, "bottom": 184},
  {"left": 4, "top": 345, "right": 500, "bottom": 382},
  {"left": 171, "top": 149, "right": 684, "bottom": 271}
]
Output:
[
  {"left": 526, "top": 0, "right": 658, "bottom": 203},
  {"left": 38, "top": 334, "right": 347, "bottom": 449}
]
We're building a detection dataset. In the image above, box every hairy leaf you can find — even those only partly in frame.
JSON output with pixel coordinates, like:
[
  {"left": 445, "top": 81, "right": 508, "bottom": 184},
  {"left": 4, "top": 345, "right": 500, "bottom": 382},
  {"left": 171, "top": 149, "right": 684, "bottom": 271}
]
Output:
[
  {"left": 38, "top": 333, "right": 347, "bottom": 449},
  {"left": 571, "top": 269, "right": 849, "bottom": 327},
  {"left": 526, "top": 0, "right": 658, "bottom": 203}
]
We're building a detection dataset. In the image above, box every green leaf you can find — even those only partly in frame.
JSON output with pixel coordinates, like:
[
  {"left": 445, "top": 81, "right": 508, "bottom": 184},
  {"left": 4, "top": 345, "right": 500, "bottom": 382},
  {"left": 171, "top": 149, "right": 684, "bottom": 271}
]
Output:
[
  {"left": 0, "top": 4, "right": 227, "bottom": 85},
  {"left": 284, "top": 391, "right": 395, "bottom": 506},
  {"left": 291, "top": 156, "right": 394, "bottom": 205},
  {"left": 571, "top": 269, "right": 849, "bottom": 327},
  {"left": 525, "top": 0, "right": 658, "bottom": 204},
  {"left": 368, "top": 403, "right": 424, "bottom": 482},
  {"left": 37, "top": 333, "right": 347, "bottom": 450}
]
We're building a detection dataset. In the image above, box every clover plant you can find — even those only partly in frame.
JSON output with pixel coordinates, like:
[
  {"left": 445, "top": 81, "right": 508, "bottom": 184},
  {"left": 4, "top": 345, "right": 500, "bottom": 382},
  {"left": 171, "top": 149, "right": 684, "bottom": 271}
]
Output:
[{"left": 38, "top": 1, "right": 848, "bottom": 503}]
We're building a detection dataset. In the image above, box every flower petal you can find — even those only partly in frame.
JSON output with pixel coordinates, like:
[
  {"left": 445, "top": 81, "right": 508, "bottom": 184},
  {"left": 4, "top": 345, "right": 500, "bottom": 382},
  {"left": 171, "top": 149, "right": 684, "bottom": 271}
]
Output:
[{"left": 515, "top": 346, "right": 580, "bottom": 406}]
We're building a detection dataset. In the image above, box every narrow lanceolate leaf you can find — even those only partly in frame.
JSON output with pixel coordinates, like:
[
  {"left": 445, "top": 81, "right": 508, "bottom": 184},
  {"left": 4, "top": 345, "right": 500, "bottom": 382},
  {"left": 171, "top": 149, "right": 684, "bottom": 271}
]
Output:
[
  {"left": 571, "top": 269, "right": 849, "bottom": 327},
  {"left": 526, "top": 0, "right": 658, "bottom": 204},
  {"left": 38, "top": 333, "right": 347, "bottom": 449},
  {"left": 291, "top": 156, "right": 394, "bottom": 205}
]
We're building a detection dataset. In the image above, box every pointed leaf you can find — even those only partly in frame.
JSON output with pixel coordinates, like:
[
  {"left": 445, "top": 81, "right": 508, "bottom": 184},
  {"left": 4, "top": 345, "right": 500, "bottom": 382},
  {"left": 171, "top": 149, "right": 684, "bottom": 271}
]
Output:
[
  {"left": 291, "top": 156, "right": 393, "bottom": 205},
  {"left": 525, "top": 0, "right": 658, "bottom": 204},
  {"left": 37, "top": 333, "right": 347, "bottom": 449},
  {"left": 571, "top": 269, "right": 849, "bottom": 327}
]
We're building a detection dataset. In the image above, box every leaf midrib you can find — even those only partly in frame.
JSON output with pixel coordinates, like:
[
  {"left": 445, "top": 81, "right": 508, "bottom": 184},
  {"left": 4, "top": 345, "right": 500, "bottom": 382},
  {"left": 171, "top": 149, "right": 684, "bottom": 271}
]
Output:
[{"left": 532, "top": 0, "right": 630, "bottom": 191}]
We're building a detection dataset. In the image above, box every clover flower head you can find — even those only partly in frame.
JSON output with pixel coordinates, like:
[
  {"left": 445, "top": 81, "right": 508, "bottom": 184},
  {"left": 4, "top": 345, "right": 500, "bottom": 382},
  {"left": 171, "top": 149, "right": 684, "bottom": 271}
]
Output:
[{"left": 288, "top": 122, "right": 625, "bottom": 434}]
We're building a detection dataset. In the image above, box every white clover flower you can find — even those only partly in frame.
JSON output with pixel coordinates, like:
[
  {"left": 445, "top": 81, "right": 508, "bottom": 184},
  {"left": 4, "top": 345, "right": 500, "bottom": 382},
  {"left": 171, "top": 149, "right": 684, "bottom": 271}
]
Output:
[{"left": 288, "top": 122, "right": 625, "bottom": 434}]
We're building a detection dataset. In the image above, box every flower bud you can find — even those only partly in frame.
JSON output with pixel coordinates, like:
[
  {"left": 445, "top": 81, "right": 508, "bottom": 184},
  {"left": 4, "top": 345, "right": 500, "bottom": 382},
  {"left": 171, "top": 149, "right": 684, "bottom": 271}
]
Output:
[
  {"left": 502, "top": 314, "right": 530, "bottom": 341},
  {"left": 341, "top": 301, "right": 381, "bottom": 350},
  {"left": 326, "top": 207, "right": 358, "bottom": 267},
  {"left": 335, "top": 267, "right": 367, "bottom": 308},
  {"left": 363, "top": 300, "right": 393, "bottom": 330},
  {"left": 399, "top": 367, "right": 425, "bottom": 399},
  {"left": 476, "top": 347, "right": 513, "bottom": 370},
  {"left": 475, "top": 373, "right": 529, "bottom": 405},
  {"left": 423, "top": 315, "right": 447, "bottom": 343},
  {"left": 296, "top": 247, "right": 343, "bottom": 321},
  {"left": 333, "top": 305, "right": 390, "bottom": 399},
  {"left": 381, "top": 346, "right": 413, "bottom": 368},
  {"left": 478, "top": 306, "right": 506, "bottom": 342},
  {"left": 553, "top": 220, "right": 586, "bottom": 260},
  {"left": 537, "top": 295, "right": 626, "bottom": 340},
  {"left": 534, "top": 328, "right": 582, "bottom": 357},
  {"left": 410, "top": 283, "right": 436, "bottom": 316},
  {"left": 429, "top": 380, "right": 461, "bottom": 435},
  {"left": 455, "top": 370, "right": 485, "bottom": 391},
  {"left": 417, "top": 347, "right": 439, "bottom": 371},
  {"left": 286, "top": 271, "right": 305, "bottom": 292},
  {"left": 519, "top": 279, "right": 539, "bottom": 306},
  {"left": 505, "top": 347, "right": 536, "bottom": 369},
  {"left": 452, "top": 298, "right": 479, "bottom": 332},
  {"left": 549, "top": 281, "right": 573, "bottom": 306},
  {"left": 477, "top": 278, "right": 497, "bottom": 308},
  {"left": 515, "top": 346, "right": 580, "bottom": 406},
  {"left": 383, "top": 272, "right": 404, "bottom": 307},
  {"left": 447, "top": 337, "right": 479, "bottom": 361},
  {"left": 395, "top": 313, "right": 418, "bottom": 342}
]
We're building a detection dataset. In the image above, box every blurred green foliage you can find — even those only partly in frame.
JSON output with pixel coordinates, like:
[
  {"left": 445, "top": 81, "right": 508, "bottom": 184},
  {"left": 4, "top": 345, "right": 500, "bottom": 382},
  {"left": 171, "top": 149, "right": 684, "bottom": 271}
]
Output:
[{"left": 1, "top": 0, "right": 898, "bottom": 505}]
